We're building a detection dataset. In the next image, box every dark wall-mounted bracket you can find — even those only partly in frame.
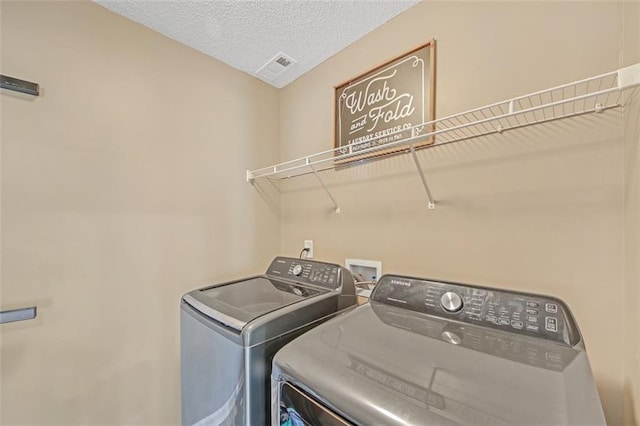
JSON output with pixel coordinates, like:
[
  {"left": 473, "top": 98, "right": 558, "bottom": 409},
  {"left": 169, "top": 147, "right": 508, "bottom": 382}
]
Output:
[
  {"left": 1, "top": 74, "right": 40, "bottom": 96},
  {"left": 0, "top": 307, "right": 37, "bottom": 324}
]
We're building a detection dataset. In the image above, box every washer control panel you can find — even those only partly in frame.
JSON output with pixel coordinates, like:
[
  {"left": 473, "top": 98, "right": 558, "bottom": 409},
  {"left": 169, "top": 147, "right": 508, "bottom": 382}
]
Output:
[
  {"left": 267, "top": 257, "right": 343, "bottom": 289},
  {"left": 371, "top": 275, "right": 578, "bottom": 346}
]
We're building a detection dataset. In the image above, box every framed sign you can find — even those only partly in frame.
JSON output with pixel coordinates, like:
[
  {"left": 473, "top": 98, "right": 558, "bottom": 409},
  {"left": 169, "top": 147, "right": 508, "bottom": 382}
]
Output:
[{"left": 334, "top": 40, "right": 436, "bottom": 161}]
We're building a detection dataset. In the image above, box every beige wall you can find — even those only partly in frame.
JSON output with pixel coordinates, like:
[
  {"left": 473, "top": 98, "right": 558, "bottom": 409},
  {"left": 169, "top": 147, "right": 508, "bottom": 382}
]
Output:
[
  {"left": 2, "top": 0, "right": 638, "bottom": 425},
  {"left": 0, "top": 1, "right": 280, "bottom": 424},
  {"left": 280, "top": 1, "right": 629, "bottom": 424},
  {"left": 623, "top": 1, "right": 640, "bottom": 424},
  {"left": 623, "top": 86, "right": 640, "bottom": 426}
]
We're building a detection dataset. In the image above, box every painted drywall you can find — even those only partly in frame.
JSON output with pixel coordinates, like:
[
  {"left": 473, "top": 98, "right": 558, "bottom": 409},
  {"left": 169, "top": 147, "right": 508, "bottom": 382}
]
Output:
[
  {"left": 0, "top": 1, "right": 280, "bottom": 424},
  {"left": 623, "top": 87, "right": 640, "bottom": 426},
  {"left": 279, "top": 1, "right": 628, "bottom": 424},
  {"left": 623, "top": 1, "right": 640, "bottom": 424}
]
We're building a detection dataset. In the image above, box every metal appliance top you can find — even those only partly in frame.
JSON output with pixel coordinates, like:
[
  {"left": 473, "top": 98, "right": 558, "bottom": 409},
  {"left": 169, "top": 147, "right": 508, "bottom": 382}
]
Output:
[
  {"left": 182, "top": 257, "right": 355, "bottom": 332},
  {"left": 272, "top": 274, "right": 604, "bottom": 426}
]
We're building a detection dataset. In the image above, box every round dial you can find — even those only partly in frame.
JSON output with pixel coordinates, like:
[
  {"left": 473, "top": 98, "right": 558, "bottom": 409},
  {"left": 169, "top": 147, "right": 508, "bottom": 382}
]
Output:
[
  {"left": 292, "top": 265, "right": 303, "bottom": 276},
  {"left": 440, "top": 291, "right": 463, "bottom": 313}
]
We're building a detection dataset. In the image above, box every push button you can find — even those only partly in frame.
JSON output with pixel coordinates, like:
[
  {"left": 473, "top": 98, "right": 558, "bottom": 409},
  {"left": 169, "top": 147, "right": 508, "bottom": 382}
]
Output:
[
  {"left": 545, "top": 303, "right": 558, "bottom": 313},
  {"left": 545, "top": 317, "right": 558, "bottom": 332},
  {"left": 545, "top": 352, "right": 562, "bottom": 363},
  {"left": 511, "top": 320, "right": 524, "bottom": 329}
]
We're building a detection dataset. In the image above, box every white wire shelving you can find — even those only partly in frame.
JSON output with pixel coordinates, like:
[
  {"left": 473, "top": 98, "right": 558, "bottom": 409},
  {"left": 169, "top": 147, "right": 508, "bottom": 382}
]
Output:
[{"left": 247, "top": 63, "right": 640, "bottom": 212}]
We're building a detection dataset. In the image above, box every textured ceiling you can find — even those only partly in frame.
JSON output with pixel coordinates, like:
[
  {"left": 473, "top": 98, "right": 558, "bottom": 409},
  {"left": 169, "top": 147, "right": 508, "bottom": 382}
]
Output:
[{"left": 94, "top": 0, "right": 420, "bottom": 88}]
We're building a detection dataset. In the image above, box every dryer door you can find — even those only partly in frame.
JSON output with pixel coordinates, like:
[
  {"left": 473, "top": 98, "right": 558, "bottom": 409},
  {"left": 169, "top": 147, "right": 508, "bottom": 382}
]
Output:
[{"left": 278, "top": 383, "right": 352, "bottom": 426}]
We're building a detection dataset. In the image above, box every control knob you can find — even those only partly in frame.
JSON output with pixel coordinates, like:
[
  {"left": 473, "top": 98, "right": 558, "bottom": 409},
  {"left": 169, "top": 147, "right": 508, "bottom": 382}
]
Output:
[
  {"left": 292, "top": 264, "right": 303, "bottom": 276},
  {"left": 441, "top": 291, "right": 463, "bottom": 313}
]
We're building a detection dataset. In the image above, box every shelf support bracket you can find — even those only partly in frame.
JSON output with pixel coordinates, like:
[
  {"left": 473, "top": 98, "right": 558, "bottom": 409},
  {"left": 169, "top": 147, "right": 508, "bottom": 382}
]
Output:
[
  {"left": 409, "top": 144, "right": 435, "bottom": 209},
  {"left": 309, "top": 165, "right": 341, "bottom": 214}
]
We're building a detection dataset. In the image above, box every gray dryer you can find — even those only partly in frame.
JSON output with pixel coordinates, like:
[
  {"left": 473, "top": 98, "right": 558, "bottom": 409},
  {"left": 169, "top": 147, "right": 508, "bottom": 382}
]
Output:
[{"left": 272, "top": 274, "right": 605, "bottom": 425}]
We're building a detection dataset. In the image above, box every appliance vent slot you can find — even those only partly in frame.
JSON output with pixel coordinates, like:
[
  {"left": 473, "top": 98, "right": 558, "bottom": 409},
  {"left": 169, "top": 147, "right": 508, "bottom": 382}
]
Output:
[{"left": 276, "top": 56, "right": 292, "bottom": 67}]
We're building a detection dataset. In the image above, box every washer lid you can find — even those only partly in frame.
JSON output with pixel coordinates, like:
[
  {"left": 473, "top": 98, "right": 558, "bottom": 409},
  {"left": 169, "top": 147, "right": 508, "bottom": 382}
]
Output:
[{"left": 184, "top": 277, "right": 325, "bottom": 331}]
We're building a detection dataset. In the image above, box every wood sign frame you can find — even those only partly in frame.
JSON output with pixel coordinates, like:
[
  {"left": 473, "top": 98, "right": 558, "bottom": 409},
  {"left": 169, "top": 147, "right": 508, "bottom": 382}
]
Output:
[{"left": 334, "top": 40, "right": 436, "bottom": 162}]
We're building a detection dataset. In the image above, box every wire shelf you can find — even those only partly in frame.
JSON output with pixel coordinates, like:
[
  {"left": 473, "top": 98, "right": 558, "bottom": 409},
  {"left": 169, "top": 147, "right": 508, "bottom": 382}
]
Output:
[{"left": 247, "top": 63, "right": 640, "bottom": 211}]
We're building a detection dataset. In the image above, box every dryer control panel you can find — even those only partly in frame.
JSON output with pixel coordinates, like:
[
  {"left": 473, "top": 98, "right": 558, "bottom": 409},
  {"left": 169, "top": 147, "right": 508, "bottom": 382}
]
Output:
[
  {"left": 371, "top": 275, "right": 579, "bottom": 346},
  {"left": 266, "top": 257, "right": 345, "bottom": 290}
]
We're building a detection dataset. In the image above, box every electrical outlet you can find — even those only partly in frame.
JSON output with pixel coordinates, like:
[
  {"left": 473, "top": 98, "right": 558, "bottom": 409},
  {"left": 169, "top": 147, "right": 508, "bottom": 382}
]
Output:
[{"left": 304, "top": 240, "right": 314, "bottom": 259}]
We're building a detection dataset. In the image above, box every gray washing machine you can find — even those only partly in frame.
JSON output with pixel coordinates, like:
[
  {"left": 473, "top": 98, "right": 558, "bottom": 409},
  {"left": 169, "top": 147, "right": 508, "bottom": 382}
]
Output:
[
  {"left": 181, "top": 256, "right": 356, "bottom": 426},
  {"left": 272, "top": 274, "right": 605, "bottom": 425}
]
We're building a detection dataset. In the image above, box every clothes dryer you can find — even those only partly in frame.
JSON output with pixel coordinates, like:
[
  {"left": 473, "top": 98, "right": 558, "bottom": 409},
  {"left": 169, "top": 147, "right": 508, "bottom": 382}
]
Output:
[{"left": 272, "top": 274, "right": 605, "bottom": 425}]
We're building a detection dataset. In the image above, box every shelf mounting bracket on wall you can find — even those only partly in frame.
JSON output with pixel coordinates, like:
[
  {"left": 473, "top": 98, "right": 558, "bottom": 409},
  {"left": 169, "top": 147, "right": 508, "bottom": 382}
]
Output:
[
  {"left": 309, "top": 165, "right": 341, "bottom": 214},
  {"left": 408, "top": 143, "right": 435, "bottom": 209},
  {"left": 0, "top": 307, "right": 37, "bottom": 325},
  {"left": 0, "top": 75, "right": 40, "bottom": 96}
]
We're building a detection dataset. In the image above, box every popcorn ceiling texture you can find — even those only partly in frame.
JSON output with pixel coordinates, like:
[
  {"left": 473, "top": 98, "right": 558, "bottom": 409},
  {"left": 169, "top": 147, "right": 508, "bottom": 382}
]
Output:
[{"left": 94, "top": 0, "right": 419, "bottom": 88}]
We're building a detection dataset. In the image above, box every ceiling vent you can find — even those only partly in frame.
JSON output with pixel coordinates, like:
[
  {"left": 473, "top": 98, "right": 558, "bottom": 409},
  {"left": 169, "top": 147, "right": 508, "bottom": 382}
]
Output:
[{"left": 256, "top": 52, "right": 297, "bottom": 82}]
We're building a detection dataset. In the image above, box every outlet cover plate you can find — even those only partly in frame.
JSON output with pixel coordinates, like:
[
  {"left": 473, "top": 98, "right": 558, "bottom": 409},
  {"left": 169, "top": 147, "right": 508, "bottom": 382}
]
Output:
[{"left": 304, "top": 240, "right": 314, "bottom": 259}]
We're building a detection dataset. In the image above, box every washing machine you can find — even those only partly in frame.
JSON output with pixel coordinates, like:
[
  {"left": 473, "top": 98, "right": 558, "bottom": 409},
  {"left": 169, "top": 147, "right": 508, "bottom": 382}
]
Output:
[
  {"left": 181, "top": 256, "right": 356, "bottom": 426},
  {"left": 271, "top": 274, "right": 605, "bottom": 425}
]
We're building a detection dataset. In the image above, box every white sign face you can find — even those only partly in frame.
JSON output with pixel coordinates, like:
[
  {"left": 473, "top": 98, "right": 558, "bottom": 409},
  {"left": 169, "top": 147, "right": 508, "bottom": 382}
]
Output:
[{"left": 335, "top": 41, "right": 436, "bottom": 160}]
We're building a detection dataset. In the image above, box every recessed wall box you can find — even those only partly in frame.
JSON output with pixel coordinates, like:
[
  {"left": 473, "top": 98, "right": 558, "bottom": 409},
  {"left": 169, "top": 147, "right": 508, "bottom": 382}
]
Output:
[{"left": 345, "top": 259, "right": 382, "bottom": 283}]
